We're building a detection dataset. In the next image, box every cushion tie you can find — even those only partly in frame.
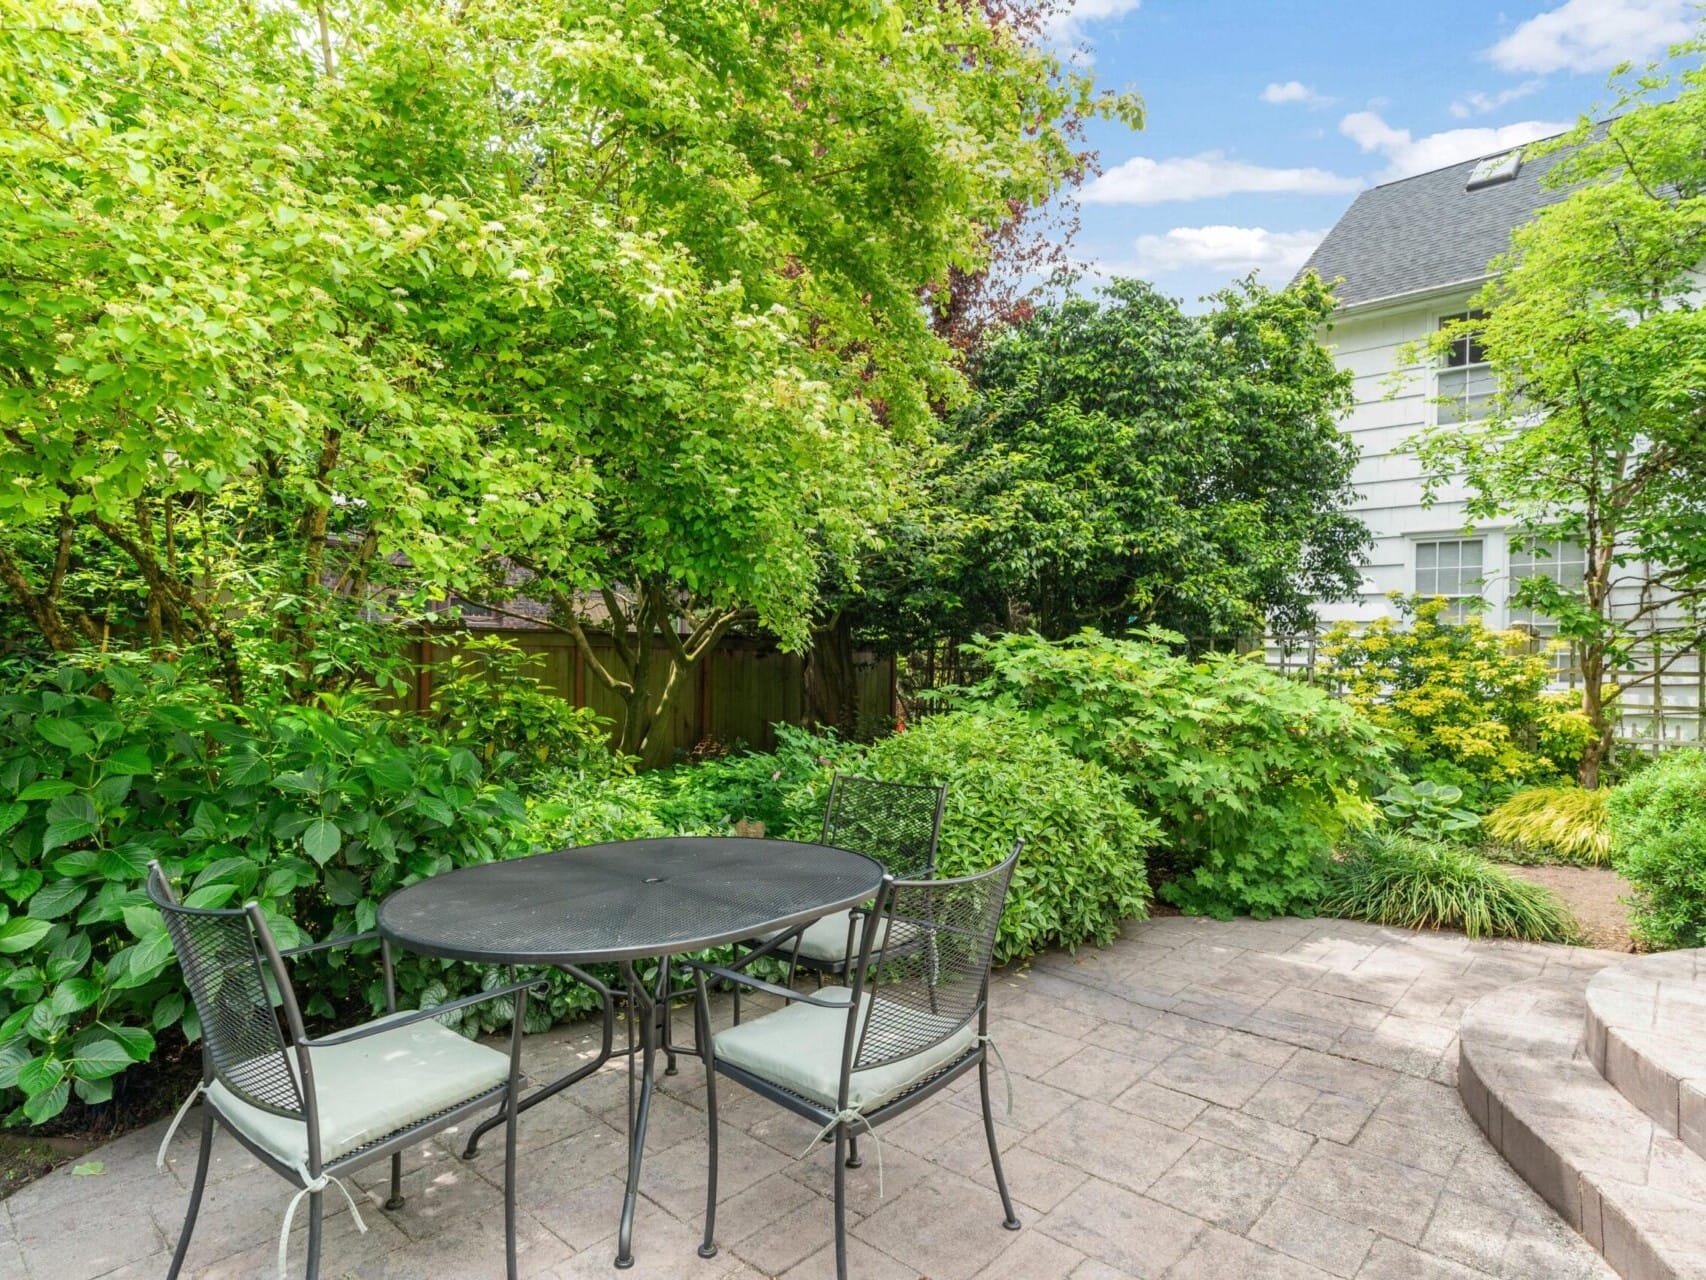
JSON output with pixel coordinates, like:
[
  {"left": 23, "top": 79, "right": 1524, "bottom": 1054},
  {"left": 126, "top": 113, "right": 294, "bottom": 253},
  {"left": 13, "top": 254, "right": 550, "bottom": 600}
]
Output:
[
  {"left": 156, "top": 1083, "right": 207, "bottom": 1169},
  {"left": 799, "top": 1108, "right": 885, "bottom": 1199},
  {"left": 279, "top": 1163, "right": 367, "bottom": 1280}
]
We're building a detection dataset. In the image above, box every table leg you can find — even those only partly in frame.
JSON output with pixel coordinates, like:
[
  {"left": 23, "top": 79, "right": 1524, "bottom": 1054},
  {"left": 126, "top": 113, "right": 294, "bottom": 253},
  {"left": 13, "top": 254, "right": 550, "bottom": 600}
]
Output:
[
  {"left": 615, "top": 959, "right": 667, "bottom": 1269},
  {"left": 462, "top": 964, "right": 617, "bottom": 1162}
]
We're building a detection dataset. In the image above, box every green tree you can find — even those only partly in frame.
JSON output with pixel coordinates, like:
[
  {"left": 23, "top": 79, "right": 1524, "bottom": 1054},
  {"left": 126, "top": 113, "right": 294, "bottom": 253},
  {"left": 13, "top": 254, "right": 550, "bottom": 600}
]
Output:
[
  {"left": 884, "top": 275, "right": 1367, "bottom": 647},
  {"left": 1413, "top": 33, "right": 1706, "bottom": 788},
  {"left": 0, "top": 0, "right": 1136, "bottom": 754}
]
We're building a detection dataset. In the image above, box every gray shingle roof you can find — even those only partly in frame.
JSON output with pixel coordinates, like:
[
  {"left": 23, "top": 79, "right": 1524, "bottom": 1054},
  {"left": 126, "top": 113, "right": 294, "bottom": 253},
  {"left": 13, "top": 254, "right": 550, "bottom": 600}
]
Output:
[{"left": 1298, "top": 126, "right": 1596, "bottom": 309}]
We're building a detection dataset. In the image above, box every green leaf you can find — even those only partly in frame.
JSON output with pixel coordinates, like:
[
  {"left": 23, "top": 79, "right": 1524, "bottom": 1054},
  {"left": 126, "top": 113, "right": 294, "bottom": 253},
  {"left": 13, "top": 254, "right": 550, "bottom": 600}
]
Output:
[
  {"left": 42, "top": 817, "right": 97, "bottom": 854},
  {"left": 302, "top": 817, "right": 341, "bottom": 865},
  {"left": 151, "top": 992, "right": 185, "bottom": 1030},
  {"left": 73, "top": 1038, "right": 133, "bottom": 1079},
  {"left": 103, "top": 1024, "right": 155, "bottom": 1061},
  {"left": 103, "top": 745, "right": 154, "bottom": 775},
  {"left": 0, "top": 917, "right": 52, "bottom": 954},
  {"left": 35, "top": 718, "right": 95, "bottom": 755},
  {"left": 18, "top": 780, "right": 76, "bottom": 801},
  {"left": 49, "top": 978, "right": 100, "bottom": 1017},
  {"left": 71, "top": 1161, "right": 105, "bottom": 1177},
  {"left": 0, "top": 801, "right": 26, "bottom": 835},
  {"left": 28, "top": 879, "right": 87, "bottom": 920},
  {"left": 44, "top": 932, "right": 92, "bottom": 982},
  {"left": 17, "top": 1053, "right": 66, "bottom": 1096},
  {"left": 23, "top": 1080, "right": 69, "bottom": 1124}
]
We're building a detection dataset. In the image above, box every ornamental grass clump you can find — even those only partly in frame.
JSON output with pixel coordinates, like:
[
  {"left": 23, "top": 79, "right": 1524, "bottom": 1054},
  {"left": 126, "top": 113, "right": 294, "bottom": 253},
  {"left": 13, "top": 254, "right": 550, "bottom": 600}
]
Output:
[
  {"left": 1320, "top": 834, "right": 1581, "bottom": 943},
  {"left": 1483, "top": 785, "right": 1610, "bottom": 865}
]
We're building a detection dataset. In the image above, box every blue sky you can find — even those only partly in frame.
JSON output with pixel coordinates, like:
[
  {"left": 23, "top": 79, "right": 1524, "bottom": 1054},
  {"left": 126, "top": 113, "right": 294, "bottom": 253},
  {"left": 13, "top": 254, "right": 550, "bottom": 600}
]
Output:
[{"left": 1058, "top": 0, "right": 1693, "bottom": 306}]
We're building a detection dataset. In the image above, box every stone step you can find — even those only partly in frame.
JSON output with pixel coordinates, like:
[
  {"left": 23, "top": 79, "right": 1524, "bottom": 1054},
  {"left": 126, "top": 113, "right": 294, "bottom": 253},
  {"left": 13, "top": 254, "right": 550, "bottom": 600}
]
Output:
[
  {"left": 1585, "top": 951, "right": 1706, "bottom": 1162},
  {"left": 1458, "top": 972, "right": 1706, "bottom": 1280}
]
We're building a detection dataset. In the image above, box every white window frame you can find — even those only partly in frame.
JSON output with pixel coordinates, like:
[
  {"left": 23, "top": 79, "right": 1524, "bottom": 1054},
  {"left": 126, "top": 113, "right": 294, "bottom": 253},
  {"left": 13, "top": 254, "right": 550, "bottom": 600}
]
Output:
[
  {"left": 1413, "top": 536, "right": 1486, "bottom": 621},
  {"left": 1435, "top": 310, "right": 1494, "bottom": 426}
]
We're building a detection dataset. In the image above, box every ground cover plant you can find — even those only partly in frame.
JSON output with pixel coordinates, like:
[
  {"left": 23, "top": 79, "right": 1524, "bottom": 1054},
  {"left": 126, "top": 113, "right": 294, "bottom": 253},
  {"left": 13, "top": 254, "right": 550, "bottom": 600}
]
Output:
[
  {"left": 1320, "top": 833, "right": 1580, "bottom": 943},
  {"left": 958, "top": 630, "right": 1392, "bottom": 918},
  {"left": 1483, "top": 785, "right": 1610, "bottom": 866},
  {"left": 1608, "top": 749, "right": 1706, "bottom": 949}
]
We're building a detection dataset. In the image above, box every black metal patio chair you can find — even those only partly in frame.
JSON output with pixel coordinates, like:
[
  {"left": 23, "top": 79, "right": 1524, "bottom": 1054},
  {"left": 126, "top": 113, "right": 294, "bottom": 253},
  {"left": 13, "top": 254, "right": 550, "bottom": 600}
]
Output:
[
  {"left": 146, "top": 863, "right": 537, "bottom": 1280},
  {"left": 732, "top": 775, "right": 947, "bottom": 1020},
  {"left": 686, "top": 840, "right": 1023, "bottom": 1280}
]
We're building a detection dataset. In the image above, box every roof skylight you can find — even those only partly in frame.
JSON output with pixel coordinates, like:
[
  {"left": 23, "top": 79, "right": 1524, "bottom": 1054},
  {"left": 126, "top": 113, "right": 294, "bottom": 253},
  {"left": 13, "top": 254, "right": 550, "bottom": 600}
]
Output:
[{"left": 1466, "top": 150, "right": 1522, "bottom": 191}]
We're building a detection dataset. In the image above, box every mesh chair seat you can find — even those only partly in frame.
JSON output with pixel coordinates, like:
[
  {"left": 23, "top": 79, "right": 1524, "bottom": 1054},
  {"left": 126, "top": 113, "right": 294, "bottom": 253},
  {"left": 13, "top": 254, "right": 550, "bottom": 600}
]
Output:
[
  {"left": 754, "top": 910, "right": 919, "bottom": 964},
  {"left": 207, "top": 1013, "right": 513, "bottom": 1169},
  {"left": 713, "top": 986, "right": 978, "bottom": 1112}
]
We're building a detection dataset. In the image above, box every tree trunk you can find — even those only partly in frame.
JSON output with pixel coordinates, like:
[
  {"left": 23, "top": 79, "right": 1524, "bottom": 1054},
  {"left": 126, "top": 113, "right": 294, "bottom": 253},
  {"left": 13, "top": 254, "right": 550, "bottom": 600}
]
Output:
[
  {"left": 1577, "top": 653, "right": 1613, "bottom": 790},
  {"left": 804, "top": 611, "right": 861, "bottom": 738}
]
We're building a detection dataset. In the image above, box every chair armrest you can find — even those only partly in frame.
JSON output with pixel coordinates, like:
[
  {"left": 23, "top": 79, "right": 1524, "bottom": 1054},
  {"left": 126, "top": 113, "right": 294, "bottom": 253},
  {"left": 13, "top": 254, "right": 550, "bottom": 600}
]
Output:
[
  {"left": 299, "top": 977, "right": 547, "bottom": 1048},
  {"left": 679, "top": 959, "right": 849, "bottom": 1008},
  {"left": 281, "top": 931, "right": 382, "bottom": 958}
]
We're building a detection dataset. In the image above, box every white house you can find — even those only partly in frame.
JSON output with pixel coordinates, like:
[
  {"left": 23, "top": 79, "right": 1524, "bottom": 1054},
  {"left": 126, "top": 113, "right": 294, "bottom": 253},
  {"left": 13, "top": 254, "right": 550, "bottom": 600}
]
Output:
[{"left": 1287, "top": 133, "right": 1702, "bottom": 743}]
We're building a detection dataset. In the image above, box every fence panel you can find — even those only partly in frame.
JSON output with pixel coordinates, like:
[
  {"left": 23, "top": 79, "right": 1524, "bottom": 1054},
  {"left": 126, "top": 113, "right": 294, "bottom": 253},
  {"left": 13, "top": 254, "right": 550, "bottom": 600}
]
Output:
[{"left": 402, "top": 627, "right": 890, "bottom": 767}]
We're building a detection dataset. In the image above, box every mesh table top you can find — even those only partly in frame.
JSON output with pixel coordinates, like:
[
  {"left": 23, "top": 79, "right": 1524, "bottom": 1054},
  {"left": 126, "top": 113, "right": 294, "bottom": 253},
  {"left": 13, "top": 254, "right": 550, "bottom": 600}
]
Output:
[{"left": 376, "top": 837, "right": 887, "bottom": 965}]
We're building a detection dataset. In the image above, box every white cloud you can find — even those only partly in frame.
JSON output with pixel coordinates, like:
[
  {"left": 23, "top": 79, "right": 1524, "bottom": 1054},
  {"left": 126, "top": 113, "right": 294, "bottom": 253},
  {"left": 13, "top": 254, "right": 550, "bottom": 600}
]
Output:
[
  {"left": 1450, "top": 80, "right": 1544, "bottom": 119},
  {"left": 1045, "top": 0, "right": 1143, "bottom": 44},
  {"left": 1339, "top": 111, "right": 1571, "bottom": 181},
  {"left": 1125, "top": 225, "right": 1328, "bottom": 278},
  {"left": 1262, "top": 80, "right": 1333, "bottom": 108},
  {"left": 1489, "top": 0, "right": 1689, "bottom": 75},
  {"left": 1080, "top": 150, "right": 1362, "bottom": 205}
]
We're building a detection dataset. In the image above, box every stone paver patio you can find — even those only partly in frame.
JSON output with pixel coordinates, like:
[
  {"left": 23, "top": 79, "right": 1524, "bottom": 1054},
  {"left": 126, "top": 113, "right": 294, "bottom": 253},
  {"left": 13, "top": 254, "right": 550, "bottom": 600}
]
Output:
[{"left": 3, "top": 916, "right": 1620, "bottom": 1279}]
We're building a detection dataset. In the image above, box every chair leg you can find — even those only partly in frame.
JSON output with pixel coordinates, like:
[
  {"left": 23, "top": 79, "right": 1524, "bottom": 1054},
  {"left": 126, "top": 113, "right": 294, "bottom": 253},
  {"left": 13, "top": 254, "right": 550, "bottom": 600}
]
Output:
[
  {"left": 165, "top": 1111, "right": 215, "bottom": 1280},
  {"left": 304, "top": 1189, "right": 324, "bottom": 1279},
  {"left": 846, "top": 1134, "right": 862, "bottom": 1169},
  {"left": 696, "top": 975, "right": 720, "bottom": 1258},
  {"left": 504, "top": 1081, "right": 521, "bottom": 1280},
  {"left": 979, "top": 1055, "right": 1021, "bottom": 1231},
  {"left": 385, "top": 1151, "right": 404, "bottom": 1211},
  {"left": 833, "top": 1128, "right": 849, "bottom": 1280}
]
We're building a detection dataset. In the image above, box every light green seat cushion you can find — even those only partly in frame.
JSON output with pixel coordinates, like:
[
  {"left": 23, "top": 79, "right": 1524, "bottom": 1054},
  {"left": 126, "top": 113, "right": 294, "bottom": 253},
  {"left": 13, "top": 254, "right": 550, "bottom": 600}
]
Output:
[
  {"left": 712, "top": 986, "right": 978, "bottom": 1112},
  {"left": 757, "top": 910, "right": 917, "bottom": 965},
  {"left": 207, "top": 1015, "right": 512, "bottom": 1168}
]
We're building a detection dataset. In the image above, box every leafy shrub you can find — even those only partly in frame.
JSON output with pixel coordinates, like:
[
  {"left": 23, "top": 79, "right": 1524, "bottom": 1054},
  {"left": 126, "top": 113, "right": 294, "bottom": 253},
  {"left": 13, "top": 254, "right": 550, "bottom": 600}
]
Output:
[
  {"left": 961, "top": 631, "right": 1392, "bottom": 919},
  {"left": 1609, "top": 750, "right": 1706, "bottom": 948},
  {"left": 1319, "top": 834, "right": 1580, "bottom": 942},
  {"left": 1378, "top": 781, "right": 1481, "bottom": 842},
  {"left": 0, "top": 658, "right": 533, "bottom": 1125},
  {"left": 858, "top": 711, "right": 1156, "bottom": 961},
  {"left": 1321, "top": 595, "right": 1591, "bottom": 796},
  {"left": 1483, "top": 786, "right": 1610, "bottom": 865},
  {"left": 424, "top": 635, "right": 616, "bottom": 779}
]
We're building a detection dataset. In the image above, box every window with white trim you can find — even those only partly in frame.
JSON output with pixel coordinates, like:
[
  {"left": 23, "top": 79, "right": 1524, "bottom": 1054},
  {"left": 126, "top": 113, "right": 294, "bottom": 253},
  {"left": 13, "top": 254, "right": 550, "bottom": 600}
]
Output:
[
  {"left": 1509, "top": 538, "right": 1587, "bottom": 679},
  {"left": 1416, "top": 538, "right": 1484, "bottom": 621},
  {"left": 1438, "top": 311, "right": 1494, "bottom": 425}
]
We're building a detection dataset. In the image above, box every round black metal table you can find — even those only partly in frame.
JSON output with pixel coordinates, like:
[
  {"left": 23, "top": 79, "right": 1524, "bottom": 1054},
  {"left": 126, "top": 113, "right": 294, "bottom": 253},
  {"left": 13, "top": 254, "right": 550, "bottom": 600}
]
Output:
[{"left": 377, "top": 836, "right": 885, "bottom": 1268}]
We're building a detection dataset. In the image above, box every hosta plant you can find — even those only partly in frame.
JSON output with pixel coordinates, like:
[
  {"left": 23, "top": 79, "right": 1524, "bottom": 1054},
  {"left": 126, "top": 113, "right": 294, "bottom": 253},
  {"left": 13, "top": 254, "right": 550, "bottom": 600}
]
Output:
[{"left": 1377, "top": 781, "right": 1482, "bottom": 842}]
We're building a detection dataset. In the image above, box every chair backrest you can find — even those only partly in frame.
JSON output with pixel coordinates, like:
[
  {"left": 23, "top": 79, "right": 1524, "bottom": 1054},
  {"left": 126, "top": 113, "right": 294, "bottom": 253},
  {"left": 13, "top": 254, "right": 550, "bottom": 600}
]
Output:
[
  {"left": 845, "top": 840, "right": 1021, "bottom": 1077},
  {"left": 819, "top": 774, "right": 946, "bottom": 881},
  {"left": 145, "top": 863, "right": 306, "bottom": 1120}
]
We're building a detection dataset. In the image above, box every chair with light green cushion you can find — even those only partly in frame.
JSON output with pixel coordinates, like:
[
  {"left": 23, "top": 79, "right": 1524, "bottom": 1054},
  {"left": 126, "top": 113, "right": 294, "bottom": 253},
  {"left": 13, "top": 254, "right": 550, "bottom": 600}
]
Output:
[
  {"left": 146, "top": 863, "right": 536, "bottom": 1280},
  {"left": 731, "top": 776, "right": 946, "bottom": 1021},
  {"left": 686, "top": 841, "right": 1024, "bottom": 1280}
]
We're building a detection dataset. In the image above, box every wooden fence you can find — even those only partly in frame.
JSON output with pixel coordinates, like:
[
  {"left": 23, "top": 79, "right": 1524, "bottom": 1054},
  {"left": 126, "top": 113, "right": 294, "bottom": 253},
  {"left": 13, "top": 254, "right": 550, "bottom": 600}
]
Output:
[{"left": 401, "top": 627, "right": 895, "bottom": 768}]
